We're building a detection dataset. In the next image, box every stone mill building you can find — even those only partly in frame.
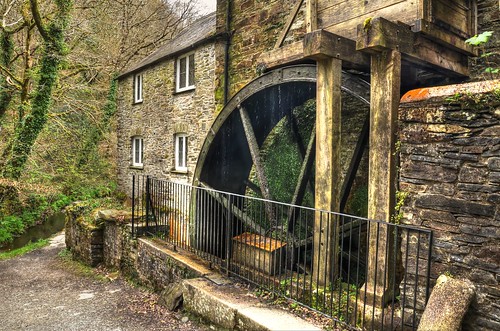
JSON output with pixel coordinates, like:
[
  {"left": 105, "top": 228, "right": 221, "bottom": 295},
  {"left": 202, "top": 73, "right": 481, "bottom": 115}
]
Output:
[{"left": 115, "top": 1, "right": 499, "bottom": 330}]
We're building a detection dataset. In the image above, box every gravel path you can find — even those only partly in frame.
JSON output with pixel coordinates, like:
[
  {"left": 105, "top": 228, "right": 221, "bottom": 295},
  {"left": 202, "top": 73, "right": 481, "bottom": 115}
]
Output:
[{"left": 0, "top": 233, "right": 209, "bottom": 331}]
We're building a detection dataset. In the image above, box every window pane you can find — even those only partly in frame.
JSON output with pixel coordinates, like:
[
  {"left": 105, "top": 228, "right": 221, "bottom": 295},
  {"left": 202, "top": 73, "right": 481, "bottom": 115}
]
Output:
[
  {"left": 188, "top": 54, "right": 195, "bottom": 87},
  {"left": 134, "top": 75, "right": 142, "bottom": 102},
  {"left": 178, "top": 136, "right": 184, "bottom": 167},
  {"left": 133, "top": 137, "right": 143, "bottom": 165},
  {"left": 179, "top": 57, "right": 187, "bottom": 88}
]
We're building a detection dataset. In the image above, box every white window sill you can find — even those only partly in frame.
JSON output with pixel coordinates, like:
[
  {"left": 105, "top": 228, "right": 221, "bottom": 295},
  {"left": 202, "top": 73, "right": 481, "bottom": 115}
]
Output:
[
  {"left": 171, "top": 169, "right": 188, "bottom": 175},
  {"left": 130, "top": 165, "right": 144, "bottom": 170},
  {"left": 175, "top": 86, "right": 195, "bottom": 94}
]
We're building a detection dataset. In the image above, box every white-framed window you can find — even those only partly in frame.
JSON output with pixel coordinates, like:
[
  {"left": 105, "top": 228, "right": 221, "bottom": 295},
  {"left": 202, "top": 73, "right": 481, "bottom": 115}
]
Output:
[
  {"left": 133, "top": 73, "right": 143, "bottom": 103},
  {"left": 132, "top": 136, "right": 143, "bottom": 167},
  {"left": 176, "top": 52, "right": 195, "bottom": 92},
  {"left": 175, "top": 133, "right": 188, "bottom": 172}
]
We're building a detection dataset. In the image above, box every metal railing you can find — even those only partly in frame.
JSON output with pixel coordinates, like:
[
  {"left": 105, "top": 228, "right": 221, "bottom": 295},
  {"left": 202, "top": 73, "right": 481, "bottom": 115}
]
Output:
[{"left": 132, "top": 175, "right": 433, "bottom": 330}]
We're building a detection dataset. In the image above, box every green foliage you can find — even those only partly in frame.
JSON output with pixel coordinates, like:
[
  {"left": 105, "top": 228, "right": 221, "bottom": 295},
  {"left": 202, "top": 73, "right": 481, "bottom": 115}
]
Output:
[
  {"left": 0, "top": 31, "right": 14, "bottom": 120},
  {"left": 345, "top": 185, "right": 368, "bottom": 218},
  {"left": 2, "top": 0, "right": 74, "bottom": 180},
  {"left": 466, "top": 31, "right": 493, "bottom": 46},
  {"left": 0, "top": 192, "right": 71, "bottom": 244},
  {"left": 391, "top": 191, "right": 409, "bottom": 224},
  {"left": 466, "top": 31, "right": 499, "bottom": 79},
  {"left": 0, "top": 239, "right": 49, "bottom": 260},
  {"left": 77, "top": 76, "right": 118, "bottom": 167}
]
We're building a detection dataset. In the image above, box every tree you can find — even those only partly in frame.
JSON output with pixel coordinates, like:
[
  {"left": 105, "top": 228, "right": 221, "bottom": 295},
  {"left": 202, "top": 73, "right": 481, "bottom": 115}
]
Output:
[{"left": 0, "top": 0, "right": 195, "bottom": 182}]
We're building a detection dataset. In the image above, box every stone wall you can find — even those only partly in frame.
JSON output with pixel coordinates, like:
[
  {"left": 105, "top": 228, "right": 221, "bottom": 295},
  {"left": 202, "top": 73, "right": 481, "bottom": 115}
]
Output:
[
  {"left": 116, "top": 42, "right": 216, "bottom": 195},
  {"left": 398, "top": 80, "right": 500, "bottom": 330},
  {"left": 65, "top": 204, "right": 104, "bottom": 267},
  {"left": 471, "top": 0, "right": 500, "bottom": 80},
  {"left": 65, "top": 207, "right": 204, "bottom": 292},
  {"left": 215, "top": 0, "right": 304, "bottom": 111}
]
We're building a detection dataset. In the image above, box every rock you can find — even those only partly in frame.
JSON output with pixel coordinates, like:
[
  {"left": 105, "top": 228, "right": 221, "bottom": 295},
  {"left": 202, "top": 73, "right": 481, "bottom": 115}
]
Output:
[
  {"left": 181, "top": 316, "right": 189, "bottom": 323},
  {"left": 418, "top": 274, "right": 475, "bottom": 331},
  {"left": 158, "top": 283, "right": 184, "bottom": 311}
]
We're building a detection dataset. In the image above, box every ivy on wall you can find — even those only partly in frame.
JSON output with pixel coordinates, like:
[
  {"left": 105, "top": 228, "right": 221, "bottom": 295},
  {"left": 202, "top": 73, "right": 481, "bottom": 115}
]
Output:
[{"left": 2, "top": 0, "right": 73, "bottom": 180}]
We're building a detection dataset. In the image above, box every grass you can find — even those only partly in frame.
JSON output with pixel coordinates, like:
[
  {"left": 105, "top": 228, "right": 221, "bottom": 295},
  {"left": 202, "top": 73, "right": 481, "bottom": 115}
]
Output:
[
  {"left": 57, "top": 249, "right": 109, "bottom": 282},
  {"left": 0, "top": 239, "right": 49, "bottom": 260}
]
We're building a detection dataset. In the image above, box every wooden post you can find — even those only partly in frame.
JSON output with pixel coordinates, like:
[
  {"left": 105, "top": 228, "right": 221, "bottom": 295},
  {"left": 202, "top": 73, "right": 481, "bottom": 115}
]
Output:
[
  {"left": 364, "top": 49, "right": 401, "bottom": 313},
  {"left": 306, "top": 0, "right": 317, "bottom": 32},
  {"left": 312, "top": 57, "right": 342, "bottom": 287}
]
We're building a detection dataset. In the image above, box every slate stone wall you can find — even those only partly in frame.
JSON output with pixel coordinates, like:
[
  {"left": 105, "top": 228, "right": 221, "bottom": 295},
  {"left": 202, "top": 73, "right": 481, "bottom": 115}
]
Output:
[
  {"left": 116, "top": 42, "right": 216, "bottom": 195},
  {"left": 399, "top": 80, "right": 500, "bottom": 330},
  {"left": 215, "top": 0, "right": 305, "bottom": 111},
  {"left": 471, "top": 0, "right": 500, "bottom": 80},
  {"left": 65, "top": 208, "right": 202, "bottom": 292}
]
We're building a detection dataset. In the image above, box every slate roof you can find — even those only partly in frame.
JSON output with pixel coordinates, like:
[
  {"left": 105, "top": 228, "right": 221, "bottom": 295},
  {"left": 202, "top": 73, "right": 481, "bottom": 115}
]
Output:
[{"left": 119, "top": 12, "right": 217, "bottom": 78}]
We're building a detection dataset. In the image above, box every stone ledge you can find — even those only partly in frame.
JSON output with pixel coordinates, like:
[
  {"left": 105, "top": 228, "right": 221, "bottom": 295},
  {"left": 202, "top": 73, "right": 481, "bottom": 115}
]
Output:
[{"left": 182, "top": 278, "right": 322, "bottom": 331}]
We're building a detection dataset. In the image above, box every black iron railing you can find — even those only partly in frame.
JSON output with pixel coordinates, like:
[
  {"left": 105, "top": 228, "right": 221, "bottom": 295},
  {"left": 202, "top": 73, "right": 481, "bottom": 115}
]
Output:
[{"left": 132, "top": 175, "right": 433, "bottom": 330}]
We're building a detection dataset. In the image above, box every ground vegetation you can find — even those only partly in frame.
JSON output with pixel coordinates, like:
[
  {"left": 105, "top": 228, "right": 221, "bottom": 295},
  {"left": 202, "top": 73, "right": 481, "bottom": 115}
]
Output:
[{"left": 0, "top": 0, "right": 199, "bottom": 246}]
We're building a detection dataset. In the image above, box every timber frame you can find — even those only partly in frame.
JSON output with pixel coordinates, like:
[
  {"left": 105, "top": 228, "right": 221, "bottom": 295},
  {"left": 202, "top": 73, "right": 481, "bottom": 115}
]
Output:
[{"left": 252, "top": 0, "right": 478, "bottom": 320}]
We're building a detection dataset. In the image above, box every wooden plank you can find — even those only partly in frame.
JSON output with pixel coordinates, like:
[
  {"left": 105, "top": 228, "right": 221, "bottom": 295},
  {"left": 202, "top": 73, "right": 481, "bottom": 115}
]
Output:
[
  {"left": 357, "top": 17, "right": 469, "bottom": 77},
  {"left": 318, "top": 0, "right": 417, "bottom": 39},
  {"left": 412, "top": 19, "right": 477, "bottom": 55},
  {"left": 306, "top": 0, "right": 317, "bottom": 32},
  {"left": 303, "top": 29, "right": 370, "bottom": 70},
  {"left": 313, "top": 57, "right": 342, "bottom": 287},
  {"left": 275, "top": 0, "right": 305, "bottom": 49},
  {"left": 431, "top": 0, "right": 472, "bottom": 37},
  {"left": 258, "top": 41, "right": 304, "bottom": 71}
]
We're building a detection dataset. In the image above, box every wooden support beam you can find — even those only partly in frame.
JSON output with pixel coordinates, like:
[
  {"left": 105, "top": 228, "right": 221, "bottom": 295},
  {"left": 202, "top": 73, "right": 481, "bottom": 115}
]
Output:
[
  {"left": 306, "top": 0, "right": 317, "bottom": 32},
  {"left": 238, "top": 105, "right": 276, "bottom": 223},
  {"left": 357, "top": 17, "right": 469, "bottom": 77},
  {"left": 303, "top": 29, "right": 370, "bottom": 71},
  {"left": 363, "top": 48, "right": 402, "bottom": 322},
  {"left": 313, "top": 57, "right": 342, "bottom": 287},
  {"left": 274, "top": 0, "right": 305, "bottom": 49},
  {"left": 412, "top": 19, "right": 477, "bottom": 56},
  {"left": 258, "top": 41, "right": 304, "bottom": 71}
]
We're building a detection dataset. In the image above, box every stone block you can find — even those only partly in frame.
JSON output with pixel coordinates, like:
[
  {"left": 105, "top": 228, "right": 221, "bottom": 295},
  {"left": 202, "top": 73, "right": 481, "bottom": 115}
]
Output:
[
  {"left": 418, "top": 275, "right": 475, "bottom": 331},
  {"left": 458, "top": 166, "right": 489, "bottom": 183},
  {"left": 488, "top": 157, "right": 500, "bottom": 171},
  {"left": 415, "top": 194, "right": 495, "bottom": 217}
]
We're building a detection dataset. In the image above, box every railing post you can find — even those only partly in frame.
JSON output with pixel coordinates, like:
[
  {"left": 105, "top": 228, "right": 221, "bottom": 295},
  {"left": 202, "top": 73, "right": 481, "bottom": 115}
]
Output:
[
  {"left": 225, "top": 193, "right": 233, "bottom": 276},
  {"left": 145, "top": 175, "right": 150, "bottom": 229},
  {"left": 131, "top": 174, "right": 136, "bottom": 237}
]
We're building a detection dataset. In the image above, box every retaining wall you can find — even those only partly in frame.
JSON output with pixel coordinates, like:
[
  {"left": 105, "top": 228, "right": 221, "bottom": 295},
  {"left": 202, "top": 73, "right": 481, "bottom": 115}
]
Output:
[{"left": 399, "top": 80, "right": 500, "bottom": 330}]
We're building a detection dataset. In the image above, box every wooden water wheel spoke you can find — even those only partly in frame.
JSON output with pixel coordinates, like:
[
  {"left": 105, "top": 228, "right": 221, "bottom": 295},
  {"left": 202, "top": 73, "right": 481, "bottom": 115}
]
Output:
[
  {"left": 238, "top": 105, "right": 276, "bottom": 223},
  {"left": 200, "top": 182, "right": 265, "bottom": 234},
  {"left": 339, "top": 113, "right": 369, "bottom": 213},
  {"left": 287, "top": 124, "right": 316, "bottom": 228},
  {"left": 243, "top": 179, "right": 262, "bottom": 197},
  {"left": 289, "top": 112, "right": 315, "bottom": 195}
]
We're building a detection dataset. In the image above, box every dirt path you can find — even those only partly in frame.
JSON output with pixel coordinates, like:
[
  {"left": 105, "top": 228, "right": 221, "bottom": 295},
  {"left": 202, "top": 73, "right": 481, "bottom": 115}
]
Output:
[{"left": 0, "top": 233, "right": 209, "bottom": 331}]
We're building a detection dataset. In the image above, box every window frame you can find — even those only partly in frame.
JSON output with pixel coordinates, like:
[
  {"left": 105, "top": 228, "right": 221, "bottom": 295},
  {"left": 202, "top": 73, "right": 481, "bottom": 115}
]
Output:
[
  {"left": 175, "top": 52, "right": 195, "bottom": 92},
  {"left": 131, "top": 136, "right": 143, "bottom": 167},
  {"left": 133, "top": 73, "right": 143, "bottom": 103},
  {"left": 174, "top": 133, "right": 188, "bottom": 172}
]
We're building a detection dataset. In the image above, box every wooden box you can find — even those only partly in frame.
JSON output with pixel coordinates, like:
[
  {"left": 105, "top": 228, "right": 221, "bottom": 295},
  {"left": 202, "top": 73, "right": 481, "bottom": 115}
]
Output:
[
  {"left": 232, "top": 233, "right": 286, "bottom": 276},
  {"left": 318, "top": 0, "right": 476, "bottom": 42}
]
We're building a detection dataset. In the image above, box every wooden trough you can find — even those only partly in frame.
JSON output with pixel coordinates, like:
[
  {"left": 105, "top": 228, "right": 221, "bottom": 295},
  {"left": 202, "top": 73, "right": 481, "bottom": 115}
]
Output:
[{"left": 232, "top": 232, "right": 287, "bottom": 276}]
